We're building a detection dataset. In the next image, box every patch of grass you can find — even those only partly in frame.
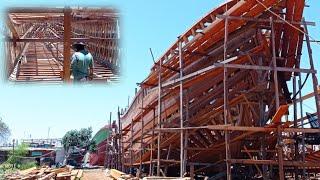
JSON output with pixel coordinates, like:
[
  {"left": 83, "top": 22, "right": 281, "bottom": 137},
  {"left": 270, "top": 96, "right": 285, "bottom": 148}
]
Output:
[{"left": 19, "top": 161, "right": 37, "bottom": 170}]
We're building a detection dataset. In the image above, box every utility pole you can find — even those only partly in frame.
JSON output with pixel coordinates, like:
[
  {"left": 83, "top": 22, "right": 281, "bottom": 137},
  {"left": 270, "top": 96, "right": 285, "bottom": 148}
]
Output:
[
  {"left": 12, "top": 139, "right": 15, "bottom": 169},
  {"left": 47, "top": 127, "right": 51, "bottom": 139}
]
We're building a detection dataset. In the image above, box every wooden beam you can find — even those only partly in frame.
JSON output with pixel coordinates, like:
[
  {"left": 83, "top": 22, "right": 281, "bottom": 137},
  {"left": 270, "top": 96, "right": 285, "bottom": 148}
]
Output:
[
  {"left": 161, "top": 62, "right": 315, "bottom": 88},
  {"left": 152, "top": 124, "right": 320, "bottom": 133},
  {"left": 6, "top": 15, "right": 19, "bottom": 39},
  {"left": 63, "top": 8, "right": 71, "bottom": 82},
  {"left": 216, "top": 14, "right": 316, "bottom": 26},
  {"left": 7, "top": 37, "right": 118, "bottom": 43},
  {"left": 228, "top": 159, "right": 320, "bottom": 167},
  {"left": 8, "top": 8, "right": 64, "bottom": 13},
  {"left": 243, "top": 145, "right": 263, "bottom": 176}
]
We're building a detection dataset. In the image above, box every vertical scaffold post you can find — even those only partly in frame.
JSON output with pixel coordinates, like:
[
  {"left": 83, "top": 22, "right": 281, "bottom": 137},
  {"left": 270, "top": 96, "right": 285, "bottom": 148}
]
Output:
[
  {"left": 157, "top": 58, "right": 162, "bottom": 176},
  {"left": 303, "top": 18, "right": 320, "bottom": 123},
  {"left": 223, "top": 10, "right": 231, "bottom": 180},
  {"left": 270, "top": 17, "right": 280, "bottom": 109},
  {"left": 139, "top": 90, "right": 144, "bottom": 173},
  {"left": 179, "top": 41, "right": 184, "bottom": 178},
  {"left": 149, "top": 108, "right": 156, "bottom": 176},
  {"left": 130, "top": 118, "right": 134, "bottom": 173},
  {"left": 270, "top": 17, "right": 283, "bottom": 180},
  {"left": 184, "top": 91, "right": 189, "bottom": 174},
  {"left": 298, "top": 76, "right": 306, "bottom": 179},
  {"left": 118, "top": 107, "right": 123, "bottom": 171},
  {"left": 293, "top": 76, "right": 299, "bottom": 178}
]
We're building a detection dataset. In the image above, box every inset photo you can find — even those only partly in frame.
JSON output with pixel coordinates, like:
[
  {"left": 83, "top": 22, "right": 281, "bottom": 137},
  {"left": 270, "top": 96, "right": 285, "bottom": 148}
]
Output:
[{"left": 4, "top": 7, "right": 120, "bottom": 84}]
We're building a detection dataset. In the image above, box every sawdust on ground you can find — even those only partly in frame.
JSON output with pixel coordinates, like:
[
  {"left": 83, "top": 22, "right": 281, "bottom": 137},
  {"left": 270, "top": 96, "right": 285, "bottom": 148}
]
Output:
[{"left": 82, "top": 169, "right": 113, "bottom": 180}]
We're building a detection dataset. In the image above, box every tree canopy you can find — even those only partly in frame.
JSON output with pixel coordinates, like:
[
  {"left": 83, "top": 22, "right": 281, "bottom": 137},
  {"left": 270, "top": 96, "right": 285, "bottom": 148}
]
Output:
[
  {"left": 0, "top": 117, "right": 10, "bottom": 144},
  {"left": 62, "top": 127, "right": 96, "bottom": 152}
]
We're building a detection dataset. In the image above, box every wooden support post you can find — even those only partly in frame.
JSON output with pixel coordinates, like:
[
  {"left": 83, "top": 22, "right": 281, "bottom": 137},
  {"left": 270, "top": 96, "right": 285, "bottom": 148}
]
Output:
[
  {"left": 6, "top": 15, "right": 19, "bottom": 40},
  {"left": 149, "top": 108, "right": 156, "bottom": 176},
  {"left": 224, "top": 13, "right": 231, "bottom": 180},
  {"left": 139, "top": 90, "right": 144, "bottom": 174},
  {"left": 298, "top": 76, "right": 306, "bottom": 179},
  {"left": 164, "top": 144, "right": 172, "bottom": 175},
  {"left": 130, "top": 118, "right": 134, "bottom": 173},
  {"left": 243, "top": 145, "right": 262, "bottom": 176},
  {"left": 271, "top": 17, "right": 283, "bottom": 180},
  {"left": 106, "top": 138, "right": 110, "bottom": 169},
  {"left": 303, "top": 18, "right": 320, "bottom": 123},
  {"left": 56, "top": 43, "right": 59, "bottom": 59},
  {"left": 293, "top": 76, "right": 299, "bottom": 178},
  {"left": 63, "top": 7, "right": 71, "bottom": 82},
  {"left": 259, "top": 98, "right": 268, "bottom": 179},
  {"left": 270, "top": 17, "right": 280, "bottom": 109},
  {"left": 157, "top": 59, "right": 162, "bottom": 176},
  {"left": 118, "top": 107, "right": 123, "bottom": 171},
  {"left": 184, "top": 91, "right": 189, "bottom": 175},
  {"left": 190, "top": 164, "right": 194, "bottom": 180},
  {"left": 109, "top": 112, "right": 112, "bottom": 131},
  {"left": 224, "top": 66, "right": 231, "bottom": 180},
  {"left": 179, "top": 41, "right": 184, "bottom": 178},
  {"left": 277, "top": 126, "right": 284, "bottom": 180}
]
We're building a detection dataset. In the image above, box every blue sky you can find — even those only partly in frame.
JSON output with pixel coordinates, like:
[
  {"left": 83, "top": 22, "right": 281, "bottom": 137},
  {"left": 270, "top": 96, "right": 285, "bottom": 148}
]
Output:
[{"left": 0, "top": 0, "right": 319, "bottom": 141}]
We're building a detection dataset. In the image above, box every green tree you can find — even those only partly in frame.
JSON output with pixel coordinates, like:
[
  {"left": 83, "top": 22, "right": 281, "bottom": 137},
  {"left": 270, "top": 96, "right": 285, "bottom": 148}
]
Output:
[
  {"left": 62, "top": 127, "right": 96, "bottom": 152},
  {"left": 0, "top": 117, "right": 10, "bottom": 144},
  {"left": 6, "top": 143, "right": 36, "bottom": 170}
]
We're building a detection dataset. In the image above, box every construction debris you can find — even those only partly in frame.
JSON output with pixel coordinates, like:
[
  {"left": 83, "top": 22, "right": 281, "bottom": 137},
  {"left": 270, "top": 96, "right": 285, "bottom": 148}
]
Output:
[
  {"left": 142, "top": 178, "right": 190, "bottom": 180},
  {"left": 5, "top": 166, "right": 83, "bottom": 180},
  {"left": 105, "top": 169, "right": 133, "bottom": 180}
]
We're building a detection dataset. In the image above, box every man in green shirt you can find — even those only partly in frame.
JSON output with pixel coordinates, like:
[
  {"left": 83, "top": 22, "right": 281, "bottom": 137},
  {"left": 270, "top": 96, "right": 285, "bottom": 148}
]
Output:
[{"left": 70, "top": 42, "right": 94, "bottom": 82}]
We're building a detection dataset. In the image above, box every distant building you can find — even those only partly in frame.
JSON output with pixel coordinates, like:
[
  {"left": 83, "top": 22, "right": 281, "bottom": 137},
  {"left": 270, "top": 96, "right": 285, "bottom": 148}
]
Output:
[{"left": 0, "top": 138, "right": 63, "bottom": 166}]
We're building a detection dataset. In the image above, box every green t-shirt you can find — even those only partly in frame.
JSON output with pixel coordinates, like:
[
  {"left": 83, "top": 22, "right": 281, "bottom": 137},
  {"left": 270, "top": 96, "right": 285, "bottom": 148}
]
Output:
[{"left": 71, "top": 50, "right": 93, "bottom": 81}]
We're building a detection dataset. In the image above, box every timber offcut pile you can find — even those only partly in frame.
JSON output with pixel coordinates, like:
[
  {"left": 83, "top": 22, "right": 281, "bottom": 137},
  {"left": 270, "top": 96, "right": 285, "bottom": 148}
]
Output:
[
  {"left": 5, "top": 166, "right": 83, "bottom": 180},
  {"left": 105, "top": 169, "right": 134, "bottom": 180}
]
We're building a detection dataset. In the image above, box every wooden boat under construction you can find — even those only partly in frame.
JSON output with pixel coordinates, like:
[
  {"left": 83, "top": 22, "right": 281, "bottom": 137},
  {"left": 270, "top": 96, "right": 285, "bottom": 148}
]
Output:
[{"left": 117, "top": 0, "right": 320, "bottom": 179}]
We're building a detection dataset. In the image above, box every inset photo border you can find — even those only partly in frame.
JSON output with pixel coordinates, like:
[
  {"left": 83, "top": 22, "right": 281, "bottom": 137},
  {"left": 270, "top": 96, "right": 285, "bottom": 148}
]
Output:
[{"left": 4, "top": 7, "right": 121, "bottom": 84}]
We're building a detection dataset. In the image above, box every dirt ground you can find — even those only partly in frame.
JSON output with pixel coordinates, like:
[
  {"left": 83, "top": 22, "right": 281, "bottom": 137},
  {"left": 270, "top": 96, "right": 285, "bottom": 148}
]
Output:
[{"left": 82, "top": 169, "right": 113, "bottom": 180}]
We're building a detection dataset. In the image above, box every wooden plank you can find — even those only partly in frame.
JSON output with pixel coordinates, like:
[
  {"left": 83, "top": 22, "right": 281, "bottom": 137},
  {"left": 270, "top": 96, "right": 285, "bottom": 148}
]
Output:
[{"left": 271, "top": 105, "right": 289, "bottom": 124}]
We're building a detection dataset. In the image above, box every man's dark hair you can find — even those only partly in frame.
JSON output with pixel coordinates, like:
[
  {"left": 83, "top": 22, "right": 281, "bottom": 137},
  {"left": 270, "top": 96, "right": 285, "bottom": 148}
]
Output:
[{"left": 74, "top": 44, "right": 85, "bottom": 52}]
